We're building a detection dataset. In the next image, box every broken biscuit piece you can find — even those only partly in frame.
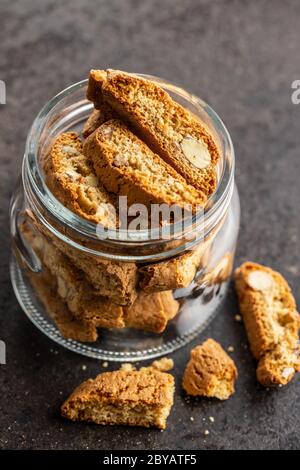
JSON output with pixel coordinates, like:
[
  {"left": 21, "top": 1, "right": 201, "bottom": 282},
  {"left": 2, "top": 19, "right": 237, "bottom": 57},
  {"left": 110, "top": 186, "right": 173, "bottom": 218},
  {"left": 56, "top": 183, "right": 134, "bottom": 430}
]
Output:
[
  {"left": 87, "top": 69, "right": 220, "bottom": 196},
  {"left": 182, "top": 339, "right": 238, "bottom": 400},
  {"left": 61, "top": 366, "right": 175, "bottom": 429},
  {"left": 234, "top": 262, "right": 300, "bottom": 386}
]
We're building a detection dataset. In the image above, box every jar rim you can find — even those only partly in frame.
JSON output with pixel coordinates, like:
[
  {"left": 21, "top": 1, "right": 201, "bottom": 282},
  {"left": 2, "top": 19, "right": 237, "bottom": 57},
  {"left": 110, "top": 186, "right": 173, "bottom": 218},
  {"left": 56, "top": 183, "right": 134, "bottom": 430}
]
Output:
[{"left": 23, "top": 75, "right": 235, "bottom": 261}]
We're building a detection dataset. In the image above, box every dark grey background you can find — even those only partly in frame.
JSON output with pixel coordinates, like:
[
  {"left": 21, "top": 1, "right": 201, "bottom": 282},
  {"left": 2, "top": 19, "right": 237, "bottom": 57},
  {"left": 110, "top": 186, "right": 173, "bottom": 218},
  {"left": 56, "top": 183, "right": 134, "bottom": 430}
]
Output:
[{"left": 0, "top": 0, "right": 300, "bottom": 450}]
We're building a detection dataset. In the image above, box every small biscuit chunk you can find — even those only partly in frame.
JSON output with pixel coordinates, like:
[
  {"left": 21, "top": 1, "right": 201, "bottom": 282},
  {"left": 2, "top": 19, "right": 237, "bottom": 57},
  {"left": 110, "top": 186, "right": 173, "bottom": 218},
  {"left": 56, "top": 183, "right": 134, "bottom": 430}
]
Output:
[
  {"left": 139, "top": 243, "right": 207, "bottom": 293},
  {"left": 61, "top": 366, "right": 175, "bottom": 429},
  {"left": 87, "top": 70, "right": 220, "bottom": 196},
  {"left": 151, "top": 357, "right": 174, "bottom": 372},
  {"left": 25, "top": 211, "right": 138, "bottom": 306},
  {"left": 21, "top": 223, "right": 125, "bottom": 329},
  {"left": 43, "top": 132, "right": 117, "bottom": 227},
  {"left": 28, "top": 268, "right": 98, "bottom": 342},
  {"left": 235, "top": 262, "right": 300, "bottom": 386},
  {"left": 124, "top": 291, "right": 179, "bottom": 333},
  {"left": 83, "top": 119, "right": 207, "bottom": 210},
  {"left": 182, "top": 339, "right": 238, "bottom": 400},
  {"left": 82, "top": 105, "right": 114, "bottom": 138}
]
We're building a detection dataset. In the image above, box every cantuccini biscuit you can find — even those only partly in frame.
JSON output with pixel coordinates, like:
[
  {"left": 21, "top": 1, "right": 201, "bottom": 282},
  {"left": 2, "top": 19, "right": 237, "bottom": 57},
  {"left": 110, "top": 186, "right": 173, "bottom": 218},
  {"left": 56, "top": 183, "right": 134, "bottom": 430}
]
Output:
[
  {"left": 235, "top": 262, "right": 300, "bottom": 386},
  {"left": 82, "top": 104, "right": 115, "bottom": 138},
  {"left": 21, "top": 222, "right": 125, "bottom": 329},
  {"left": 25, "top": 210, "right": 138, "bottom": 306},
  {"left": 182, "top": 339, "right": 238, "bottom": 400},
  {"left": 22, "top": 219, "right": 178, "bottom": 334},
  {"left": 124, "top": 291, "right": 179, "bottom": 333},
  {"left": 87, "top": 69, "right": 220, "bottom": 196},
  {"left": 28, "top": 268, "right": 98, "bottom": 342},
  {"left": 43, "top": 132, "right": 117, "bottom": 227},
  {"left": 139, "top": 242, "right": 208, "bottom": 293},
  {"left": 61, "top": 365, "right": 175, "bottom": 429},
  {"left": 84, "top": 119, "right": 206, "bottom": 210}
]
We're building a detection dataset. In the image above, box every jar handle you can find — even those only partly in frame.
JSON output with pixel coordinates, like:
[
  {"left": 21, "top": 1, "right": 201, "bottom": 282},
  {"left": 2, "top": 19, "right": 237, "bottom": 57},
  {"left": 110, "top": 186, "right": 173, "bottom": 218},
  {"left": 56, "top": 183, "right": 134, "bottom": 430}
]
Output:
[{"left": 10, "top": 196, "right": 42, "bottom": 273}]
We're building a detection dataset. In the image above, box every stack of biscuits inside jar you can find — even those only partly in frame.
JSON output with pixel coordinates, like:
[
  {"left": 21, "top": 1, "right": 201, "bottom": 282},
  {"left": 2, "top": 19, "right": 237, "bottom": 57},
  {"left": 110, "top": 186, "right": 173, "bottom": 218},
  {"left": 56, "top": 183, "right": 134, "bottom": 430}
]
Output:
[{"left": 14, "top": 69, "right": 239, "bottom": 350}]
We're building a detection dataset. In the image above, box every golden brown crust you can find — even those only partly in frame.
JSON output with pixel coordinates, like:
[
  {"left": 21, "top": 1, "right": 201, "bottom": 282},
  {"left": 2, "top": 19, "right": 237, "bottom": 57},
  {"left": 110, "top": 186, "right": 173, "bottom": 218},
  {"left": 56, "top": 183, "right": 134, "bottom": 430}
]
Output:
[
  {"left": 87, "top": 69, "right": 220, "bottom": 196},
  {"left": 182, "top": 339, "right": 238, "bottom": 400},
  {"left": 27, "top": 268, "right": 98, "bottom": 342},
  {"left": 43, "top": 132, "right": 118, "bottom": 227},
  {"left": 83, "top": 119, "right": 207, "bottom": 210},
  {"left": 61, "top": 367, "right": 175, "bottom": 429},
  {"left": 26, "top": 211, "right": 138, "bottom": 306},
  {"left": 21, "top": 222, "right": 125, "bottom": 329},
  {"left": 139, "top": 242, "right": 207, "bottom": 293},
  {"left": 234, "top": 262, "right": 300, "bottom": 386},
  {"left": 124, "top": 291, "right": 179, "bottom": 333}
]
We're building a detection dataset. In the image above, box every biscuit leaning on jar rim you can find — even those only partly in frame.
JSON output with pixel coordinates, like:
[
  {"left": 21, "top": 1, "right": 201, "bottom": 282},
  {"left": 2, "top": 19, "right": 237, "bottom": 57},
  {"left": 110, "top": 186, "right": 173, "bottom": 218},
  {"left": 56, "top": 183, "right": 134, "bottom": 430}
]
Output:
[{"left": 87, "top": 69, "right": 220, "bottom": 196}]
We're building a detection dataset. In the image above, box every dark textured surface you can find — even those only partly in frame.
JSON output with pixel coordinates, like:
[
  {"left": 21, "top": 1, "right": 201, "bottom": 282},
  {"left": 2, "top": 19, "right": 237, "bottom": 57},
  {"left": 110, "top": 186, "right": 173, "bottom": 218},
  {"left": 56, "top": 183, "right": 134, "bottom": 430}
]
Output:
[{"left": 0, "top": 0, "right": 300, "bottom": 450}]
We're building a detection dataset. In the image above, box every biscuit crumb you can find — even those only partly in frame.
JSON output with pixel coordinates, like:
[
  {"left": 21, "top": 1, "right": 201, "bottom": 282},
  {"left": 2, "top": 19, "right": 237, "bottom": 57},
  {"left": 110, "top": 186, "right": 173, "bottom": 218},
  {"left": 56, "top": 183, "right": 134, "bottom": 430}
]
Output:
[
  {"left": 204, "top": 430, "right": 210, "bottom": 436},
  {"left": 151, "top": 357, "right": 174, "bottom": 372},
  {"left": 228, "top": 346, "right": 234, "bottom": 352},
  {"left": 102, "top": 362, "right": 108, "bottom": 368},
  {"left": 82, "top": 365, "right": 87, "bottom": 371},
  {"left": 120, "top": 363, "right": 135, "bottom": 372},
  {"left": 234, "top": 314, "right": 242, "bottom": 322},
  {"left": 190, "top": 417, "right": 194, "bottom": 422},
  {"left": 209, "top": 416, "right": 215, "bottom": 423}
]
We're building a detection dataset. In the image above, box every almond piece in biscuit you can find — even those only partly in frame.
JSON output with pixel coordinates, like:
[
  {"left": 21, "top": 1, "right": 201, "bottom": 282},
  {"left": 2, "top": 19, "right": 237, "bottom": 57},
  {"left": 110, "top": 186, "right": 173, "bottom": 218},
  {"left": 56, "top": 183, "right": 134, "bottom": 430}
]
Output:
[
  {"left": 235, "top": 261, "right": 300, "bottom": 386},
  {"left": 43, "top": 132, "right": 117, "bottom": 227},
  {"left": 124, "top": 291, "right": 179, "bottom": 333},
  {"left": 139, "top": 242, "right": 207, "bottom": 293},
  {"left": 182, "top": 339, "right": 238, "bottom": 399},
  {"left": 84, "top": 119, "right": 206, "bottom": 211},
  {"left": 61, "top": 366, "right": 175, "bottom": 429},
  {"left": 87, "top": 69, "right": 220, "bottom": 196}
]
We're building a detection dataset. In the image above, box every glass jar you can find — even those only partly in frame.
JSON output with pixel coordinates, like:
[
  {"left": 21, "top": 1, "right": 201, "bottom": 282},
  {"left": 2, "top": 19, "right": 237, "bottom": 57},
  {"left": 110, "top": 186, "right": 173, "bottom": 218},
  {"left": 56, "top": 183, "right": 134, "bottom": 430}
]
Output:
[{"left": 9, "top": 75, "right": 240, "bottom": 361}]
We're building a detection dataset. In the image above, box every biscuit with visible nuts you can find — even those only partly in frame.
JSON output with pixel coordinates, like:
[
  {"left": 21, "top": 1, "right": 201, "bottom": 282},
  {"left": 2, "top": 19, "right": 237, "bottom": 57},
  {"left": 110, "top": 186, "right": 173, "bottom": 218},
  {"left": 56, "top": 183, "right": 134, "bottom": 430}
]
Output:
[
  {"left": 182, "top": 339, "right": 238, "bottom": 399},
  {"left": 84, "top": 119, "right": 207, "bottom": 210},
  {"left": 43, "top": 132, "right": 117, "bottom": 227},
  {"left": 235, "top": 262, "right": 300, "bottom": 386},
  {"left": 61, "top": 365, "right": 175, "bottom": 429},
  {"left": 87, "top": 69, "right": 220, "bottom": 196}
]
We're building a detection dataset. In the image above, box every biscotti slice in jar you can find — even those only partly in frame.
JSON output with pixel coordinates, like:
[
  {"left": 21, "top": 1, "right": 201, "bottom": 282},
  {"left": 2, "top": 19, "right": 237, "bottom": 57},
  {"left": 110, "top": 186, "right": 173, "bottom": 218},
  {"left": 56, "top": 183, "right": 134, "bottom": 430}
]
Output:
[
  {"left": 139, "top": 242, "right": 208, "bottom": 293},
  {"left": 43, "top": 132, "right": 117, "bottom": 227},
  {"left": 82, "top": 103, "right": 115, "bottom": 138},
  {"left": 21, "top": 222, "right": 125, "bottom": 329},
  {"left": 125, "top": 291, "right": 179, "bottom": 333},
  {"left": 25, "top": 210, "right": 138, "bottom": 306},
  {"left": 182, "top": 339, "right": 238, "bottom": 400},
  {"left": 84, "top": 119, "right": 206, "bottom": 210},
  {"left": 87, "top": 69, "right": 220, "bottom": 195},
  {"left": 28, "top": 267, "right": 98, "bottom": 342},
  {"left": 61, "top": 366, "right": 174, "bottom": 429},
  {"left": 234, "top": 262, "right": 300, "bottom": 386}
]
